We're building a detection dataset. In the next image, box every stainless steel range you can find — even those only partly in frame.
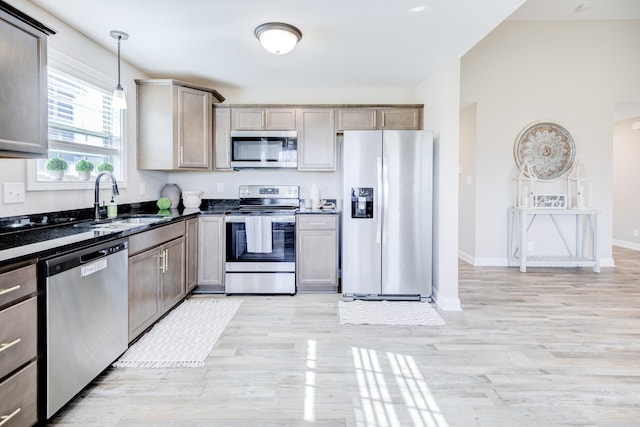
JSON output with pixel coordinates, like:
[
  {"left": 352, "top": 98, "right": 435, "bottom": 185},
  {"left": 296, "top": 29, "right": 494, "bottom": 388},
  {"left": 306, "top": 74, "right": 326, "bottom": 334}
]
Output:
[{"left": 225, "top": 185, "right": 299, "bottom": 294}]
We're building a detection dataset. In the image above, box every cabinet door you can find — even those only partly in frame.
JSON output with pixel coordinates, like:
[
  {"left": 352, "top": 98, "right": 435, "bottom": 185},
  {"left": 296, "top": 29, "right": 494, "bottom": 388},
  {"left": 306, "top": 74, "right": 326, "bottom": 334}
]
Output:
[
  {"left": 185, "top": 218, "right": 198, "bottom": 292},
  {"left": 214, "top": 108, "right": 232, "bottom": 170},
  {"left": 265, "top": 108, "right": 296, "bottom": 130},
  {"left": 298, "top": 109, "right": 336, "bottom": 171},
  {"left": 380, "top": 108, "right": 421, "bottom": 130},
  {"left": 337, "top": 109, "right": 377, "bottom": 131},
  {"left": 177, "top": 86, "right": 211, "bottom": 169},
  {"left": 296, "top": 215, "right": 338, "bottom": 291},
  {"left": 0, "top": 9, "right": 49, "bottom": 157},
  {"left": 232, "top": 108, "right": 265, "bottom": 130},
  {"left": 161, "top": 237, "right": 186, "bottom": 312},
  {"left": 128, "top": 248, "right": 162, "bottom": 341},
  {"left": 197, "top": 216, "right": 224, "bottom": 286}
]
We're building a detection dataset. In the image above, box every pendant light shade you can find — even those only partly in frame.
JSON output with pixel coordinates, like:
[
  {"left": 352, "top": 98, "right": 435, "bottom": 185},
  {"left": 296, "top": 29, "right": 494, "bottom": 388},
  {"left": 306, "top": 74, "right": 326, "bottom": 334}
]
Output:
[
  {"left": 110, "top": 30, "right": 129, "bottom": 110},
  {"left": 254, "top": 22, "right": 302, "bottom": 55}
]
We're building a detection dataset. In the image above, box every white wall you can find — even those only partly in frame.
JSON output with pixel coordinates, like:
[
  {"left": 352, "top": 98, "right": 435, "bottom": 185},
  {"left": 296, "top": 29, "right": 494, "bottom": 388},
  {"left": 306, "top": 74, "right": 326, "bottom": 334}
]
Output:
[
  {"left": 613, "top": 116, "right": 640, "bottom": 250},
  {"left": 0, "top": 0, "right": 167, "bottom": 218},
  {"left": 460, "top": 20, "right": 640, "bottom": 266},
  {"left": 458, "top": 103, "right": 477, "bottom": 262},
  {"left": 415, "top": 58, "right": 461, "bottom": 311}
]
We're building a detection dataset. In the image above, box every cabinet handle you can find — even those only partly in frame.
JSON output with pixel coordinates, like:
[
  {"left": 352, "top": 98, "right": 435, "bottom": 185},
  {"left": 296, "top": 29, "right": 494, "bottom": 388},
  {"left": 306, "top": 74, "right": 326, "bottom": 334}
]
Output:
[
  {"left": 163, "top": 249, "right": 168, "bottom": 273},
  {"left": 262, "top": 111, "right": 266, "bottom": 128},
  {"left": 0, "top": 284, "right": 21, "bottom": 296},
  {"left": 0, "top": 408, "right": 21, "bottom": 426},
  {"left": 0, "top": 338, "right": 21, "bottom": 354},
  {"left": 381, "top": 111, "right": 385, "bottom": 128},
  {"left": 307, "top": 222, "right": 326, "bottom": 226},
  {"left": 179, "top": 146, "right": 184, "bottom": 164},
  {"left": 373, "top": 110, "right": 377, "bottom": 128}
]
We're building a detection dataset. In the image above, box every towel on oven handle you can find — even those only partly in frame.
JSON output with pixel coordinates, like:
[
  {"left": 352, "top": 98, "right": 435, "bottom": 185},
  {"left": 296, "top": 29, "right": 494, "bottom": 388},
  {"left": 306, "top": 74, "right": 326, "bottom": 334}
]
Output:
[{"left": 245, "top": 216, "right": 273, "bottom": 253}]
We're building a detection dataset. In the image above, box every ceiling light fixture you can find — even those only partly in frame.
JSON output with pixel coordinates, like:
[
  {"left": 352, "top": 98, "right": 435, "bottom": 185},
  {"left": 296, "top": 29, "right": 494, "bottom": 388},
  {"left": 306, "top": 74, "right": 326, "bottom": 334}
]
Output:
[
  {"left": 632, "top": 121, "right": 640, "bottom": 131},
  {"left": 110, "top": 30, "right": 129, "bottom": 110},
  {"left": 254, "top": 22, "right": 302, "bottom": 55}
]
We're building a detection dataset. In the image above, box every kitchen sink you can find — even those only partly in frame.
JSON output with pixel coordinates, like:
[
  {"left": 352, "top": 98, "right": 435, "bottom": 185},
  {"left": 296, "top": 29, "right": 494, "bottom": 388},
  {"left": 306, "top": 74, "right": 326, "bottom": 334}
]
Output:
[{"left": 73, "top": 215, "right": 171, "bottom": 230}]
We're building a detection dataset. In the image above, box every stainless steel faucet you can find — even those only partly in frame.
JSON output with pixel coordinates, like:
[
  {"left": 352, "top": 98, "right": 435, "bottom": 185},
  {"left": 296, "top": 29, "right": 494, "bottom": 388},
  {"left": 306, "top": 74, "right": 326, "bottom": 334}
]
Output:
[{"left": 94, "top": 172, "right": 119, "bottom": 220}]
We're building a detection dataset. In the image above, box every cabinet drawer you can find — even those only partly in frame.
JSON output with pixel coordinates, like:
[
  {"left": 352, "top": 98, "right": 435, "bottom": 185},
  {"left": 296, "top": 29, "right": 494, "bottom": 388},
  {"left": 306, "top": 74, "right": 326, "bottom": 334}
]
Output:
[
  {"left": 0, "top": 297, "right": 37, "bottom": 380},
  {"left": 297, "top": 215, "right": 337, "bottom": 230},
  {"left": 0, "top": 361, "right": 37, "bottom": 427},
  {"left": 128, "top": 221, "right": 185, "bottom": 255},
  {"left": 0, "top": 263, "right": 36, "bottom": 308}
]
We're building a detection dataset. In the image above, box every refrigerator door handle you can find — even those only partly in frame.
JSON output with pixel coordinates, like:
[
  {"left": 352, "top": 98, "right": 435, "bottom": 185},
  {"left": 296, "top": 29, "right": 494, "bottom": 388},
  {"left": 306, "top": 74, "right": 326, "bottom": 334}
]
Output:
[
  {"left": 382, "top": 156, "right": 389, "bottom": 232},
  {"left": 377, "top": 156, "right": 383, "bottom": 244}
]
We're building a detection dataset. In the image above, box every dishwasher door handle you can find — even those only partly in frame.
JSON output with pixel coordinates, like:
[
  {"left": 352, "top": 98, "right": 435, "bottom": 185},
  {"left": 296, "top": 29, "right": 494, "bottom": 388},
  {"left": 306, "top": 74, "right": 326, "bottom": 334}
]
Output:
[{"left": 80, "top": 249, "right": 109, "bottom": 264}]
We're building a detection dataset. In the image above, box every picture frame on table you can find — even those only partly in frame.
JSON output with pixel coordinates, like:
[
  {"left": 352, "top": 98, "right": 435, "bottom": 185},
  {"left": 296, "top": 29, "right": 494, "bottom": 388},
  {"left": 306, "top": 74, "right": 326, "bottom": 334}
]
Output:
[{"left": 533, "top": 194, "right": 567, "bottom": 209}]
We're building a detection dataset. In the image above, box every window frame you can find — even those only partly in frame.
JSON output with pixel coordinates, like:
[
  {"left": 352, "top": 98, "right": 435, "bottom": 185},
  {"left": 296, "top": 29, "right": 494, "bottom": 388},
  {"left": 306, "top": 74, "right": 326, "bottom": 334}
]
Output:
[{"left": 27, "top": 49, "right": 127, "bottom": 191}]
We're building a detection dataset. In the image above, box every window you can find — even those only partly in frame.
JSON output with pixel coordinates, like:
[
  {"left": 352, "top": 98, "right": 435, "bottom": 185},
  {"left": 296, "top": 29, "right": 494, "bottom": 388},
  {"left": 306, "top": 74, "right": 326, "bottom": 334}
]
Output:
[{"left": 28, "top": 50, "right": 125, "bottom": 190}]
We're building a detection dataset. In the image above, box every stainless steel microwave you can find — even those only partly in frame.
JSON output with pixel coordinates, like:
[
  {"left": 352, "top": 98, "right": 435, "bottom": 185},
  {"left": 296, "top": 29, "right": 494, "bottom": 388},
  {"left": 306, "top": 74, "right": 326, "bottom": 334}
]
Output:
[{"left": 230, "top": 131, "right": 298, "bottom": 169}]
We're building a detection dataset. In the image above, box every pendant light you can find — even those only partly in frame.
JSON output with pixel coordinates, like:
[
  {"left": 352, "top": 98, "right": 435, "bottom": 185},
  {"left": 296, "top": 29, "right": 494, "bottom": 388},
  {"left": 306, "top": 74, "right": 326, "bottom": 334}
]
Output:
[
  {"left": 254, "top": 22, "right": 302, "bottom": 55},
  {"left": 110, "top": 30, "right": 129, "bottom": 110}
]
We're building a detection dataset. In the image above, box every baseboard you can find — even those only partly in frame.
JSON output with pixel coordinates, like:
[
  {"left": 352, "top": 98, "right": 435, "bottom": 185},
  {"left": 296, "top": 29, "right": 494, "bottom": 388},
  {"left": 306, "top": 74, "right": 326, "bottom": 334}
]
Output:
[
  {"left": 613, "top": 239, "right": 640, "bottom": 251},
  {"left": 431, "top": 288, "right": 461, "bottom": 311},
  {"left": 457, "top": 251, "right": 510, "bottom": 267}
]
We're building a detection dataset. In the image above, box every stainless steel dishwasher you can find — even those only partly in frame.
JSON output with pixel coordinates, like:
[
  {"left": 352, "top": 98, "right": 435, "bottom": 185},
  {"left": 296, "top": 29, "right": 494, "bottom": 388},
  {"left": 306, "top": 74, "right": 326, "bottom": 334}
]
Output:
[{"left": 43, "top": 239, "right": 128, "bottom": 418}]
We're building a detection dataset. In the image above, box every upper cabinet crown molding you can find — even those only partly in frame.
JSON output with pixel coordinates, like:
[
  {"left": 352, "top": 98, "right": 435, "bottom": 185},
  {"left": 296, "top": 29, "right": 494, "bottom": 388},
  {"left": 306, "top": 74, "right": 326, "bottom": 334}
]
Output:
[{"left": 0, "top": 1, "right": 55, "bottom": 159}]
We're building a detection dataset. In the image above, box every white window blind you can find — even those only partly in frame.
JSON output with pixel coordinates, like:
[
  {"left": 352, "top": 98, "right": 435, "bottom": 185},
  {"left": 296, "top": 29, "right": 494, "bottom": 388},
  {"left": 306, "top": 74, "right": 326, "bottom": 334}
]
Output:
[{"left": 31, "top": 60, "right": 124, "bottom": 187}]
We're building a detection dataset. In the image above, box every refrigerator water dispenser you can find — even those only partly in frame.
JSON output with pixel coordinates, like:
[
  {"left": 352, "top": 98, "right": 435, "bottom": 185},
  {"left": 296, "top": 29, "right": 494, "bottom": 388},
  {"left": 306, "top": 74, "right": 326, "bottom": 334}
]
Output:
[{"left": 351, "top": 187, "right": 373, "bottom": 218}]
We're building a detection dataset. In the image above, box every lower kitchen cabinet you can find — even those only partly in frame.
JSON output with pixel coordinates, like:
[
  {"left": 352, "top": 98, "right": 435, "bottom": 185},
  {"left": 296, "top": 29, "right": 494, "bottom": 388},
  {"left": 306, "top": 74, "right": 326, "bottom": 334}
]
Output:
[
  {"left": 0, "top": 260, "right": 38, "bottom": 426},
  {"left": 296, "top": 215, "right": 339, "bottom": 292},
  {"left": 128, "top": 221, "right": 186, "bottom": 342},
  {"left": 185, "top": 217, "right": 198, "bottom": 292},
  {"left": 197, "top": 215, "right": 224, "bottom": 291}
]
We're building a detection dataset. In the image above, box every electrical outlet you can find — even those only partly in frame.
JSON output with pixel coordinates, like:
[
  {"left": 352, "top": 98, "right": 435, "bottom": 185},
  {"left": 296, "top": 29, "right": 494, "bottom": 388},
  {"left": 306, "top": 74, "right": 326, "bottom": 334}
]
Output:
[
  {"left": 217, "top": 182, "right": 224, "bottom": 193},
  {"left": 634, "top": 229, "right": 640, "bottom": 238},
  {"left": 527, "top": 241, "right": 535, "bottom": 251},
  {"left": 139, "top": 183, "right": 146, "bottom": 196},
  {"left": 3, "top": 182, "right": 25, "bottom": 204}
]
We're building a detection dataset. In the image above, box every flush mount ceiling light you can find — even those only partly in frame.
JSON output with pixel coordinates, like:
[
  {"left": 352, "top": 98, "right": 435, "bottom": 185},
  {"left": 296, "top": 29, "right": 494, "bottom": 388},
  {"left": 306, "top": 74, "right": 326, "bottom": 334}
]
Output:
[
  {"left": 254, "top": 22, "right": 302, "bottom": 55},
  {"left": 110, "top": 30, "right": 129, "bottom": 110}
]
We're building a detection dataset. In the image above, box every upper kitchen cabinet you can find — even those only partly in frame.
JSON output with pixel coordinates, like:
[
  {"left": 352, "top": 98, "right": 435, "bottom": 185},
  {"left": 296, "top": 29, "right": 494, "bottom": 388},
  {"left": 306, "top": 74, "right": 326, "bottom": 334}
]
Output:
[
  {"left": 0, "top": 2, "right": 55, "bottom": 159},
  {"left": 232, "top": 107, "right": 296, "bottom": 131},
  {"left": 336, "top": 106, "right": 423, "bottom": 131},
  {"left": 135, "top": 79, "right": 225, "bottom": 171},
  {"left": 213, "top": 107, "right": 232, "bottom": 170},
  {"left": 297, "top": 108, "right": 336, "bottom": 171}
]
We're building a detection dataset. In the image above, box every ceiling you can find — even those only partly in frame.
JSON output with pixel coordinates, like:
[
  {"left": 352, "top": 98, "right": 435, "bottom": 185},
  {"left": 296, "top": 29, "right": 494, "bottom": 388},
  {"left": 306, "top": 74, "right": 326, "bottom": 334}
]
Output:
[{"left": 23, "top": 0, "right": 640, "bottom": 91}]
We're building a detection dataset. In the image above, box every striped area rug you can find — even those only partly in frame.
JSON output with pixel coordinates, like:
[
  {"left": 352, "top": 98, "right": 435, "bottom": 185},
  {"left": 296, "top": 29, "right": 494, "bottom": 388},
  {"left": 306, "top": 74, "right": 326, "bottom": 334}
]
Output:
[
  {"left": 114, "top": 298, "right": 242, "bottom": 368},
  {"left": 338, "top": 300, "right": 445, "bottom": 326}
]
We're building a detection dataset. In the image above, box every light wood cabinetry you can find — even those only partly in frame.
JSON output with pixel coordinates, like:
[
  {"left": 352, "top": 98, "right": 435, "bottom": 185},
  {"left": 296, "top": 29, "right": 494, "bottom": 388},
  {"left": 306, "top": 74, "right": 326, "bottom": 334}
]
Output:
[
  {"left": 135, "top": 79, "right": 224, "bottom": 171},
  {"left": 128, "top": 221, "right": 186, "bottom": 342},
  {"left": 0, "top": 3, "right": 54, "bottom": 159},
  {"left": 232, "top": 108, "right": 296, "bottom": 130},
  {"left": 197, "top": 216, "right": 225, "bottom": 291},
  {"left": 214, "top": 108, "right": 232, "bottom": 170},
  {"left": 336, "top": 107, "right": 422, "bottom": 131},
  {"left": 297, "top": 108, "right": 336, "bottom": 171},
  {"left": 0, "top": 261, "right": 38, "bottom": 426},
  {"left": 185, "top": 217, "right": 198, "bottom": 293},
  {"left": 296, "top": 215, "right": 339, "bottom": 292}
]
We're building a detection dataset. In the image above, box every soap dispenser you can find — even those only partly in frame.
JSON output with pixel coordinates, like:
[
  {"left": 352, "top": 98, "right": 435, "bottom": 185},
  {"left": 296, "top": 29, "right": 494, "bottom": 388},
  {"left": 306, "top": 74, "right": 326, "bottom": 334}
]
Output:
[{"left": 107, "top": 197, "right": 118, "bottom": 218}]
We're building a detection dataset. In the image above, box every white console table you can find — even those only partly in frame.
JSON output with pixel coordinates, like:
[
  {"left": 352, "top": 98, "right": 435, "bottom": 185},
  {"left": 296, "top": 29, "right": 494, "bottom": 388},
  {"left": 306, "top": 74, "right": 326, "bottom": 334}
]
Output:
[{"left": 508, "top": 208, "right": 600, "bottom": 273}]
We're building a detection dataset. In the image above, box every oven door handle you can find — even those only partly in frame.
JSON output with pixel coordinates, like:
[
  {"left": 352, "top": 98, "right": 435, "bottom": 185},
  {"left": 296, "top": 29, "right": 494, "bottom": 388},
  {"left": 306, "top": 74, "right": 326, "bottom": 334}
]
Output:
[{"left": 225, "top": 215, "right": 296, "bottom": 223}]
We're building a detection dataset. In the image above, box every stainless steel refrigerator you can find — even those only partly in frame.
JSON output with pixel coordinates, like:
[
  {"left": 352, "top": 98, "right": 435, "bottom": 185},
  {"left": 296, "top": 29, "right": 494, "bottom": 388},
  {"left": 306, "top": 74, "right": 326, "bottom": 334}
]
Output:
[{"left": 342, "top": 130, "right": 433, "bottom": 300}]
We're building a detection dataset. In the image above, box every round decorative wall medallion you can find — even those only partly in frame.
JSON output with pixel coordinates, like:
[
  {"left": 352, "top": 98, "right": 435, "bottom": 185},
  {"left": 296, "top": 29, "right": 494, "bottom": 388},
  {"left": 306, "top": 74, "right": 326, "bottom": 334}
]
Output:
[{"left": 514, "top": 122, "right": 576, "bottom": 180}]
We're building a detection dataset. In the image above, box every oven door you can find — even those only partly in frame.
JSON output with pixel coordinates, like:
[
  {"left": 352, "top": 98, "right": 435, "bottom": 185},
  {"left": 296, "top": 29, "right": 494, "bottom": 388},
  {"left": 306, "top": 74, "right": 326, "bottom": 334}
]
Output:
[{"left": 225, "top": 215, "right": 296, "bottom": 271}]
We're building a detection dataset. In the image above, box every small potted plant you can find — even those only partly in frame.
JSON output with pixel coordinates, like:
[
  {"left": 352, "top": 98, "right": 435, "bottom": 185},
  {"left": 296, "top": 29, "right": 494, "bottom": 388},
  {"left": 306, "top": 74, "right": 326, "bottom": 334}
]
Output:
[
  {"left": 75, "top": 159, "right": 94, "bottom": 181},
  {"left": 96, "top": 161, "right": 114, "bottom": 173},
  {"left": 45, "top": 157, "right": 68, "bottom": 180}
]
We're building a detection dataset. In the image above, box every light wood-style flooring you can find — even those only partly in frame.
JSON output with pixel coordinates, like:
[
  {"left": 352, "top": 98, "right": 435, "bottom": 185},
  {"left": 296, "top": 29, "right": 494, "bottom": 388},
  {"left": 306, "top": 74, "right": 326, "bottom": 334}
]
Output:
[{"left": 48, "top": 247, "right": 640, "bottom": 426}]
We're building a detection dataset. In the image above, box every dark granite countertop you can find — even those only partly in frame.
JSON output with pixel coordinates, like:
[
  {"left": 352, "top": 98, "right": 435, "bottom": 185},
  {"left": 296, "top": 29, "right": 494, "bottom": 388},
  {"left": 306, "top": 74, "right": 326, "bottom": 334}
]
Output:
[{"left": 0, "top": 198, "right": 340, "bottom": 267}]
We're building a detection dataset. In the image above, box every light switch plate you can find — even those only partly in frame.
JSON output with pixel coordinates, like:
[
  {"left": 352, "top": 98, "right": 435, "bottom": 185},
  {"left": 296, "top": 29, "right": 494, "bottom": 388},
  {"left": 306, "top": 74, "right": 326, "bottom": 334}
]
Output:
[
  {"left": 3, "top": 182, "right": 25, "bottom": 204},
  {"left": 217, "top": 182, "right": 224, "bottom": 193}
]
